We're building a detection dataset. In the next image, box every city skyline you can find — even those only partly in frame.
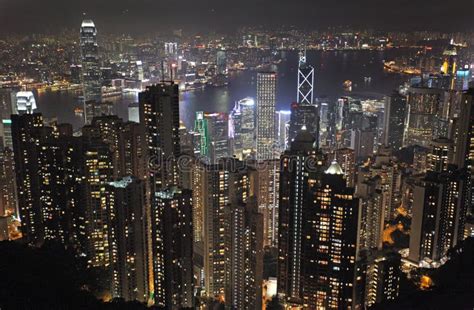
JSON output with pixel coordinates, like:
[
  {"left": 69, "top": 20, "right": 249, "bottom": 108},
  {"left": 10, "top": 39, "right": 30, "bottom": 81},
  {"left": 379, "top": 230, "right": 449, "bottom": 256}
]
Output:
[{"left": 0, "top": 8, "right": 473, "bottom": 310}]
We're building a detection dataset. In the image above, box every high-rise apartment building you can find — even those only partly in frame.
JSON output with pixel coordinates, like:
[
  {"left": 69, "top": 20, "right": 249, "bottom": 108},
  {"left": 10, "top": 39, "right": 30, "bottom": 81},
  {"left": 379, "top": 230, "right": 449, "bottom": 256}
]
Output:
[
  {"left": 277, "top": 130, "right": 325, "bottom": 306},
  {"left": 106, "top": 177, "right": 149, "bottom": 302},
  {"left": 139, "top": 83, "right": 181, "bottom": 190},
  {"left": 224, "top": 200, "right": 263, "bottom": 310},
  {"left": 152, "top": 187, "right": 194, "bottom": 308},
  {"left": 409, "top": 167, "right": 466, "bottom": 267},
  {"left": 194, "top": 158, "right": 251, "bottom": 300}
]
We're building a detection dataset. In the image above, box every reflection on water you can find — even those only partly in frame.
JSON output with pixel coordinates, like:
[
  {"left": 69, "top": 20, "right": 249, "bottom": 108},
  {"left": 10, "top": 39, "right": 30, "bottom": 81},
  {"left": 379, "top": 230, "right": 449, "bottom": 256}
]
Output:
[{"left": 36, "top": 50, "right": 408, "bottom": 130}]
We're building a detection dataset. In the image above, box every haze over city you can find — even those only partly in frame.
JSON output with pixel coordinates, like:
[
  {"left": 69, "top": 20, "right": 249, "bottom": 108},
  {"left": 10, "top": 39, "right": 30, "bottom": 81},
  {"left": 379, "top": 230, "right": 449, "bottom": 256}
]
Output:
[{"left": 1, "top": 0, "right": 473, "bottom": 34}]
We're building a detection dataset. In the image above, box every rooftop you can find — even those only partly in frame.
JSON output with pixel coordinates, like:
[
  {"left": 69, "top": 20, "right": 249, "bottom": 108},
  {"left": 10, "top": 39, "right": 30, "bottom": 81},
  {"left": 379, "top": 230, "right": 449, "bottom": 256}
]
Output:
[{"left": 326, "top": 160, "right": 344, "bottom": 175}]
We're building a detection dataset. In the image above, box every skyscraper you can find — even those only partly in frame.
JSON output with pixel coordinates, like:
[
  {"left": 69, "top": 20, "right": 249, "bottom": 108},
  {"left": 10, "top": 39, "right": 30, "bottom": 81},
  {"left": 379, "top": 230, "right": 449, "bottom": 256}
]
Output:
[
  {"left": 404, "top": 87, "right": 443, "bottom": 147},
  {"left": 0, "top": 147, "right": 17, "bottom": 217},
  {"left": 12, "top": 114, "right": 99, "bottom": 252},
  {"left": 289, "top": 51, "right": 319, "bottom": 149},
  {"left": 427, "top": 138, "right": 454, "bottom": 173},
  {"left": 331, "top": 147, "right": 356, "bottom": 187},
  {"left": 275, "top": 110, "right": 291, "bottom": 152},
  {"left": 229, "top": 98, "right": 256, "bottom": 159},
  {"left": 409, "top": 167, "right": 466, "bottom": 267},
  {"left": 194, "top": 158, "right": 251, "bottom": 300},
  {"left": 305, "top": 161, "right": 362, "bottom": 309},
  {"left": 383, "top": 91, "right": 407, "bottom": 151},
  {"left": 11, "top": 113, "right": 49, "bottom": 245},
  {"left": 296, "top": 50, "right": 314, "bottom": 104},
  {"left": 106, "top": 177, "right": 149, "bottom": 302},
  {"left": 357, "top": 176, "right": 385, "bottom": 250},
  {"left": 358, "top": 148, "right": 401, "bottom": 222},
  {"left": 277, "top": 130, "right": 324, "bottom": 306},
  {"left": 216, "top": 50, "right": 227, "bottom": 76},
  {"left": 288, "top": 102, "right": 319, "bottom": 147},
  {"left": 83, "top": 116, "right": 148, "bottom": 180},
  {"left": 194, "top": 111, "right": 209, "bottom": 159},
  {"left": 224, "top": 199, "right": 263, "bottom": 310},
  {"left": 351, "top": 128, "right": 375, "bottom": 160},
  {"left": 455, "top": 88, "right": 474, "bottom": 211},
  {"left": 139, "top": 83, "right": 181, "bottom": 190},
  {"left": 152, "top": 187, "right": 194, "bottom": 308},
  {"left": 82, "top": 141, "right": 115, "bottom": 266},
  {"left": 256, "top": 71, "right": 277, "bottom": 161},
  {"left": 203, "top": 112, "right": 229, "bottom": 164},
  {"left": 254, "top": 158, "right": 280, "bottom": 247},
  {"left": 15, "top": 91, "right": 37, "bottom": 114},
  {"left": 364, "top": 251, "right": 401, "bottom": 307},
  {"left": 80, "top": 20, "right": 102, "bottom": 124}
]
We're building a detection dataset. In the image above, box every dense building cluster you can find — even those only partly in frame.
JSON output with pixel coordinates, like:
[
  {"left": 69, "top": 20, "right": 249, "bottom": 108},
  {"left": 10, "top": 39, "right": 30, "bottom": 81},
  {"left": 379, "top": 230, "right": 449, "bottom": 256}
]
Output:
[{"left": 0, "top": 20, "right": 473, "bottom": 309}]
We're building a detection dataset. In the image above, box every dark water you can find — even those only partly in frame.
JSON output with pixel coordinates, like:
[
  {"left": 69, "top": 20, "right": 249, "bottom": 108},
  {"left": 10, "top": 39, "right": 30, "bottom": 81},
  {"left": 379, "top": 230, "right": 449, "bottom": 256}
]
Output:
[{"left": 36, "top": 50, "right": 409, "bottom": 130}]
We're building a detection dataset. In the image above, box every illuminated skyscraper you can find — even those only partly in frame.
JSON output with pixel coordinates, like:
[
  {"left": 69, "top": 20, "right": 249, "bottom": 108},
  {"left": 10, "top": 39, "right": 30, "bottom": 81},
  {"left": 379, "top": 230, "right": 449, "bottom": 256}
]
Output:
[
  {"left": 383, "top": 91, "right": 407, "bottom": 151},
  {"left": 409, "top": 167, "right": 466, "bottom": 267},
  {"left": 254, "top": 159, "right": 280, "bottom": 247},
  {"left": 152, "top": 187, "right": 194, "bottom": 308},
  {"left": 0, "top": 89, "right": 17, "bottom": 218},
  {"left": 193, "top": 112, "right": 229, "bottom": 163},
  {"left": 216, "top": 50, "right": 227, "bottom": 76},
  {"left": 80, "top": 20, "right": 102, "bottom": 123},
  {"left": 15, "top": 91, "right": 37, "bottom": 114},
  {"left": 441, "top": 44, "right": 458, "bottom": 90},
  {"left": 204, "top": 112, "right": 229, "bottom": 164},
  {"left": 0, "top": 89, "right": 15, "bottom": 149},
  {"left": 106, "top": 177, "right": 149, "bottom": 302},
  {"left": 83, "top": 115, "right": 123, "bottom": 178},
  {"left": 289, "top": 52, "right": 319, "bottom": 148},
  {"left": 357, "top": 176, "right": 385, "bottom": 250},
  {"left": 82, "top": 141, "right": 115, "bottom": 266},
  {"left": 194, "top": 158, "right": 251, "bottom": 300},
  {"left": 288, "top": 102, "right": 319, "bottom": 147},
  {"left": 358, "top": 148, "right": 401, "bottom": 222},
  {"left": 404, "top": 87, "right": 443, "bottom": 147},
  {"left": 256, "top": 71, "right": 277, "bottom": 161},
  {"left": 331, "top": 147, "right": 355, "bottom": 187},
  {"left": 427, "top": 138, "right": 454, "bottom": 172},
  {"left": 194, "top": 111, "right": 209, "bottom": 159},
  {"left": 364, "top": 251, "right": 401, "bottom": 307},
  {"left": 128, "top": 102, "right": 140, "bottom": 123},
  {"left": 139, "top": 83, "right": 181, "bottom": 190},
  {"left": 305, "top": 162, "right": 362, "bottom": 309},
  {"left": 275, "top": 110, "right": 291, "bottom": 152},
  {"left": 11, "top": 113, "right": 49, "bottom": 245},
  {"left": 224, "top": 199, "right": 263, "bottom": 310},
  {"left": 0, "top": 147, "right": 17, "bottom": 217},
  {"left": 278, "top": 131, "right": 362, "bottom": 308},
  {"left": 230, "top": 98, "right": 256, "bottom": 159},
  {"left": 164, "top": 42, "right": 178, "bottom": 80},
  {"left": 296, "top": 50, "right": 314, "bottom": 104},
  {"left": 83, "top": 116, "right": 147, "bottom": 180},
  {"left": 164, "top": 42, "right": 178, "bottom": 58},
  {"left": 277, "top": 130, "right": 325, "bottom": 306},
  {"left": 455, "top": 88, "right": 474, "bottom": 210},
  {"left": 351, "top": 128, "right": 375, "bottom": 160}
]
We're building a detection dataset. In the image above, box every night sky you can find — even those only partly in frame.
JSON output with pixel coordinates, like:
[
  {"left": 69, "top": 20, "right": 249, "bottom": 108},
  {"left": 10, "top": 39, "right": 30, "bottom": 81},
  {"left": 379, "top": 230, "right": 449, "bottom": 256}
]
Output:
[{"left": 0, "top": 0, "right": 472, "bottom": 34}]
